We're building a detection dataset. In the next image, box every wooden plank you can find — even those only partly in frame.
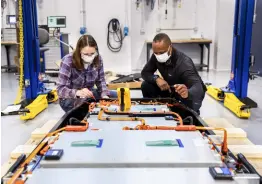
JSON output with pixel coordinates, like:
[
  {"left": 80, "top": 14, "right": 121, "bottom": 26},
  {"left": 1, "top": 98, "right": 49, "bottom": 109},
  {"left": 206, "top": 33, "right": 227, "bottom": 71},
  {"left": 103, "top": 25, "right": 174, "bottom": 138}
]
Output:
[
  {"left": 248, "top": 159, "right": 262, "bottom": 170},
  {"left": 1, "top": 120, "right": 58, "bottom": 177},
  {"left": 107, "top": 82, "right": 142, "bottom": 90},
  {"left": 247, "top": 159, "right": 262, "bottom": 176},
  {"left": 146, "top": 38, "right": 212, "bottom": 44},
  {"left": 229, "top": 145, "right": 262, "bottom": 158},
  {"left": 256, "top": 169, "right": 262, "bottom": 176},
  {"left": 10, "top": 145, "right": 37, "bottom": 159},
  {"left": 25, "top": 138, "right": 42, "bottom": 145},
  {"left": 40, "top": 119, "right": 58, "bottom": 131},
  {"left": 203, "top": 118, "right": 235, "bottom": 128},
  {"left": 31, "top": 120, "right": 58, "bottom": 139},
  {"left": 214, "top": 128, "right": 247, "bottom": 138},
  {"left": 1, "top": 159, "right": 17, "bottom": 177},
  {"left": 209, "top": 135, "right": 254, "bottom": 145},
  {"left": 31, "top": 128, "right": 49, "bottom": 139},
  {"left": 1, "top": 41, "right": 18, "bottom": 45}
]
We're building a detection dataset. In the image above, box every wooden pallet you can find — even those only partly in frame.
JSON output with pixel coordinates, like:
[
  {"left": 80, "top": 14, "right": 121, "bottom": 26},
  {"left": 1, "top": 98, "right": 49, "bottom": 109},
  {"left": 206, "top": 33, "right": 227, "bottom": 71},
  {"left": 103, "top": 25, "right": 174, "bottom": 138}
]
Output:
[
  {"left": 2, "top": 117, "right": 262, "bottom": 177},
  {"left": 1, "top": 120, "right": 58, "bottom": 177},
  {"left": 204, "top": 117, "right": 262, "bottom": 175}
]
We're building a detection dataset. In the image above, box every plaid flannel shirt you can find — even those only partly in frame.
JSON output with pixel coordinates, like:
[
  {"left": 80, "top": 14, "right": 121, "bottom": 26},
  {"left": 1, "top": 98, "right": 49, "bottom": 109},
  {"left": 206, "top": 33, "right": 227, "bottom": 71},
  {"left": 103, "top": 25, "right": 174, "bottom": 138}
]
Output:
[{"left": 57, "top": 53, "right": 109, "bottom": 98}]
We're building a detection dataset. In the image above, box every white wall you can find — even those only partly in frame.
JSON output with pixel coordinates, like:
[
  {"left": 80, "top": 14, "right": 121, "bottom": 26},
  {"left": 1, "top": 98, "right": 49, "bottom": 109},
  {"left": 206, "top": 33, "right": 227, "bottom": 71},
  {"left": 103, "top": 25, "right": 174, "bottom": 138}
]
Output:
[
  {"left": 131, "top": 0, "right": 218, "bottom": 70},
  {"left": 36, "top": 0, "right": 221, "bottom": 73},
  {"left": 1, "top": 0, "right": 233, "bottom": 72},
  {"left": 37, "top": 0, "right": 132, "bottom": 73},
  {"left": 214, "top": 0, "right": 235, "bottom": 71}
]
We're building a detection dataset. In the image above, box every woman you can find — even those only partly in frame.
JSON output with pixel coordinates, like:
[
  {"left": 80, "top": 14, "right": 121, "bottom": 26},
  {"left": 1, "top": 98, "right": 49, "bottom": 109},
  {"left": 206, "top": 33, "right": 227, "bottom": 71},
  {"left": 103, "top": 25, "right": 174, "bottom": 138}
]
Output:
[{"left": 57, "top": 34, "right": 117, "bottom": 112}]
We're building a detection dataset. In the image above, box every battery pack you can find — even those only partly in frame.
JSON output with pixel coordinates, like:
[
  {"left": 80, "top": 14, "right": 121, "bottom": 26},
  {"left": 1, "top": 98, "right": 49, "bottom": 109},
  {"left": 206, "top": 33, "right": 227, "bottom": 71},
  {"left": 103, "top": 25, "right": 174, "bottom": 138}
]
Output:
[
  {"left": 44, "top": 149, "right": 63, "bottom": 160},
  {"left": 209, "top": 167, "right": 233, "bottom": 180}
]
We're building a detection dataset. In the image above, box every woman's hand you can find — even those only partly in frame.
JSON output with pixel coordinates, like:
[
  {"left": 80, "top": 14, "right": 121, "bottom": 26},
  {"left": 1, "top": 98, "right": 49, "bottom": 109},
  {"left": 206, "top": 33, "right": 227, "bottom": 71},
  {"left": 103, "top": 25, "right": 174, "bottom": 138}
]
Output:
[
  {"left": 76, "top": 90, "right": 87, "bottom": 98},
  {"left": 76, "top": 88, "right": 94, "bottom": 98},
  {"left": 81, "top": 88, "right": 94, "bottom": 98}
]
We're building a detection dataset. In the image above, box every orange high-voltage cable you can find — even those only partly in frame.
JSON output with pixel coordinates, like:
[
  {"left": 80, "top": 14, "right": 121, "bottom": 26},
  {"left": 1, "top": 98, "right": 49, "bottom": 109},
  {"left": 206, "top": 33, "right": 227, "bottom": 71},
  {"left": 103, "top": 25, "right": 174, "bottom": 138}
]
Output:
[
  {"left": 98, "top": 108, "right": 146, "bottom": 125},
  {"left": 102, "top": 108, "right": 183, "bottom": 125},
  {"left": 8, "top": 114, "right": 91, "bottom": 184}
]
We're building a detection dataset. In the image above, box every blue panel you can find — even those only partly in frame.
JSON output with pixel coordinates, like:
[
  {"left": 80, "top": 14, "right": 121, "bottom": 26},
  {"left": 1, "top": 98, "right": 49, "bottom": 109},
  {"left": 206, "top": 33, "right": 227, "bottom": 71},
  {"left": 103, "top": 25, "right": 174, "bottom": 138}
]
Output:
[
  {"left": 241, "top": 0, "right": 255, "bottom": 98},
  {"left": 176, "top": 139, "right": 184, "bottom": 148},
  {"left": 227, "top": 0, "right": 255, "bottom": 98},
  {"left": 96, "top": 139, "right": 103, "bottom": 148},
  {"left": 60, "top": 35, "right": 64, "bottom": 58},
  {"left": 234, "top": 0, "right": 247, "bottom": 98},
  {"left": 22, "top": 0, "right": 40, "bottom": 99}
]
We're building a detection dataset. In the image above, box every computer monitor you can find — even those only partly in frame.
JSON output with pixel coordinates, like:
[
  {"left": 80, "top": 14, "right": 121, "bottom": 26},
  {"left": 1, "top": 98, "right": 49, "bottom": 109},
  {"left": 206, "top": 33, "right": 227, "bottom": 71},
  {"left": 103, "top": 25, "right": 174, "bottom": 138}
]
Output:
[
  {"left": 6, "top": 15, "right": 16, "bottom": 25},
  {"left": 47, "top": 16, "right": 66, "bottom": 28}
]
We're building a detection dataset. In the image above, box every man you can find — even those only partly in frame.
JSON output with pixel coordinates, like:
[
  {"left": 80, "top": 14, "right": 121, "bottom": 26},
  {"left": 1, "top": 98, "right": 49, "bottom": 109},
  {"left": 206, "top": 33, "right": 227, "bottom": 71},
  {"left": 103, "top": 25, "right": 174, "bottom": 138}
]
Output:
[{"left": 141, "top": 33, "right": 206, "bottom": 113}]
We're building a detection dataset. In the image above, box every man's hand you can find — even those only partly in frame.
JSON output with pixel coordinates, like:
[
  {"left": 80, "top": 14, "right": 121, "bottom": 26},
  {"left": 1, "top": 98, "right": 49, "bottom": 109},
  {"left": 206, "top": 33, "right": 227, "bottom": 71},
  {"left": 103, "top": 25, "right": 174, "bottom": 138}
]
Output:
[
  {"left": 174, "top": 84, "right": 188, "bottom": 98},
  {"left": 156, "top": 78, "right": 170, "bottom": 91}
]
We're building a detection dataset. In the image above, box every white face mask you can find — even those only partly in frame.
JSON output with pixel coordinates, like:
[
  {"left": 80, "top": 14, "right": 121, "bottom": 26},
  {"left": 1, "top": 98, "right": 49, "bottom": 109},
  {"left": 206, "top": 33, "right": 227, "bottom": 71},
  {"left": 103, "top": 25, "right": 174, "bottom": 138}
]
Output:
[
  {"left": 81, "top": 53, "right": 97, "bottom": 65},
  {"left": 154, "top": 47, "right": 171, "bottom": 63}
]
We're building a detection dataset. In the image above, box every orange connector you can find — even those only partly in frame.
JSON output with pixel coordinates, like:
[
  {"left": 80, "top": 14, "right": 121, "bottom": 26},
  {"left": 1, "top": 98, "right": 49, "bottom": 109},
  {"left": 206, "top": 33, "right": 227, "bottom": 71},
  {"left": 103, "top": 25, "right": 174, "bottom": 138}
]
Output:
[
  {"left": 40, "top": 136, "right": 59, "bottom": 155},
  {"left": 65, "top": 120, "right": 89, "bottom": 132}
]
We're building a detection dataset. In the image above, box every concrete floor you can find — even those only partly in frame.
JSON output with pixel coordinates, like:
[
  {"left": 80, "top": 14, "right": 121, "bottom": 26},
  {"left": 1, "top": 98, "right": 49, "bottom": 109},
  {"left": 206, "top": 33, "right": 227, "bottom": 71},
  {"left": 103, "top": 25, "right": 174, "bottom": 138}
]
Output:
[{"left": 1, "top": 71, "right": 262, "bottom": 164}]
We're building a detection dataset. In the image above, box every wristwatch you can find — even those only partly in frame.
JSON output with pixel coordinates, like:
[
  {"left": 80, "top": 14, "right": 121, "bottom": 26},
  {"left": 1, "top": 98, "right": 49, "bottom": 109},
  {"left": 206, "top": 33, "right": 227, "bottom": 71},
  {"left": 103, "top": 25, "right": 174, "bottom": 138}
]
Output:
[{"left": 153, "top": 75, "right": 159, "bottom": 82}]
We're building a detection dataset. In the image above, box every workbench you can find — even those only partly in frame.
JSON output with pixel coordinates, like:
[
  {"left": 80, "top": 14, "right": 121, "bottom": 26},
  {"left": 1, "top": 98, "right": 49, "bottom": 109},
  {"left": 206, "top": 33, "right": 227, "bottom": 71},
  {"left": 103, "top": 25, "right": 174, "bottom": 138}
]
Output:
[
  {"left": 146, "top": 39, "right": 212, "bottom": 72},
  {"left": 1, "top": 41, "right": 18, "bottom": 72},
  {"left": 2, "top": 98, "right": 262, "bottom": 184}
]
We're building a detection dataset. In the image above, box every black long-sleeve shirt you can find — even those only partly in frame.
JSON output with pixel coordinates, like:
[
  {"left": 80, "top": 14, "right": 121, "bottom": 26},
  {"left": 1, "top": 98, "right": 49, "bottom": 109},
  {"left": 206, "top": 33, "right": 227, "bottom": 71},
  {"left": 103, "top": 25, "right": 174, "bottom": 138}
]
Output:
[{"left": 141, "top": 48, "right": 206, "bottom": 111}]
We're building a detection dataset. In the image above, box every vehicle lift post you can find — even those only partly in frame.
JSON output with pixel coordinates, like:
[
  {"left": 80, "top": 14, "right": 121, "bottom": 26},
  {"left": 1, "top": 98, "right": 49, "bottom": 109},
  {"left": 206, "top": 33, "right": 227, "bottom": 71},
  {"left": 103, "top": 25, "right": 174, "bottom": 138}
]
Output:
[
  {"left": 207, "top": 0, "right": 257, "bottom": 118},
  {"left": 18, "top": 0, "right": 57, "bottom": 120}
]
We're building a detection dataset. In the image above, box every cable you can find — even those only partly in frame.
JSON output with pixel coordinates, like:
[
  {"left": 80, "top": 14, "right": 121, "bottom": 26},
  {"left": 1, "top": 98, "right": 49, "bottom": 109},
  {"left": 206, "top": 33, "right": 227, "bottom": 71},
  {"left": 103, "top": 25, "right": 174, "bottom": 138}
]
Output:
[
  {"left": 107, "top": 18, "right": 124, "bottom": 52},
  {"left": 183, "top": 116, "right": 193, "bottom": 125},
  {"left": 151, "top": 0, "right": 155, "bottom": 10},
  {"left": 165, "top": 0, "right": 168, "bottom": 19},
  {"left": 53, "top": 28, "right": 74, "bottom": 50},
  {"left": 1, "top": 0, "right": 7, "bottom": 10}
]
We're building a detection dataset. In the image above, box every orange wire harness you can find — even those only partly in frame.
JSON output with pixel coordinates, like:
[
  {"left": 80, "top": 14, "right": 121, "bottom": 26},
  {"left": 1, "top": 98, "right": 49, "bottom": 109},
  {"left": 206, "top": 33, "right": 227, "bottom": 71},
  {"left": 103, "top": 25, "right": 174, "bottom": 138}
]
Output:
[
  {"left": 39, "top": 135, "right": 60, "bottom": 155},
  {"left": 102, "top": 107, "right": 183, "bottom": 125},
  {"left": 98, "top": 108, "right": 146, "bottom": 125},
  {"left": 7, "top": 104, "right": 94, "bottom": 184}
]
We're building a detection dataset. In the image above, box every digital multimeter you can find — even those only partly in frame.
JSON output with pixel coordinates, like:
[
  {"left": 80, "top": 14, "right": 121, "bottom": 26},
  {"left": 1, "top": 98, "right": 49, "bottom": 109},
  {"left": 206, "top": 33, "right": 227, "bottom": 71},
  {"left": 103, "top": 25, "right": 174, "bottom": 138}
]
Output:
[{"left": 209, "top": 167, "right": 233, "bottom": 180}]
